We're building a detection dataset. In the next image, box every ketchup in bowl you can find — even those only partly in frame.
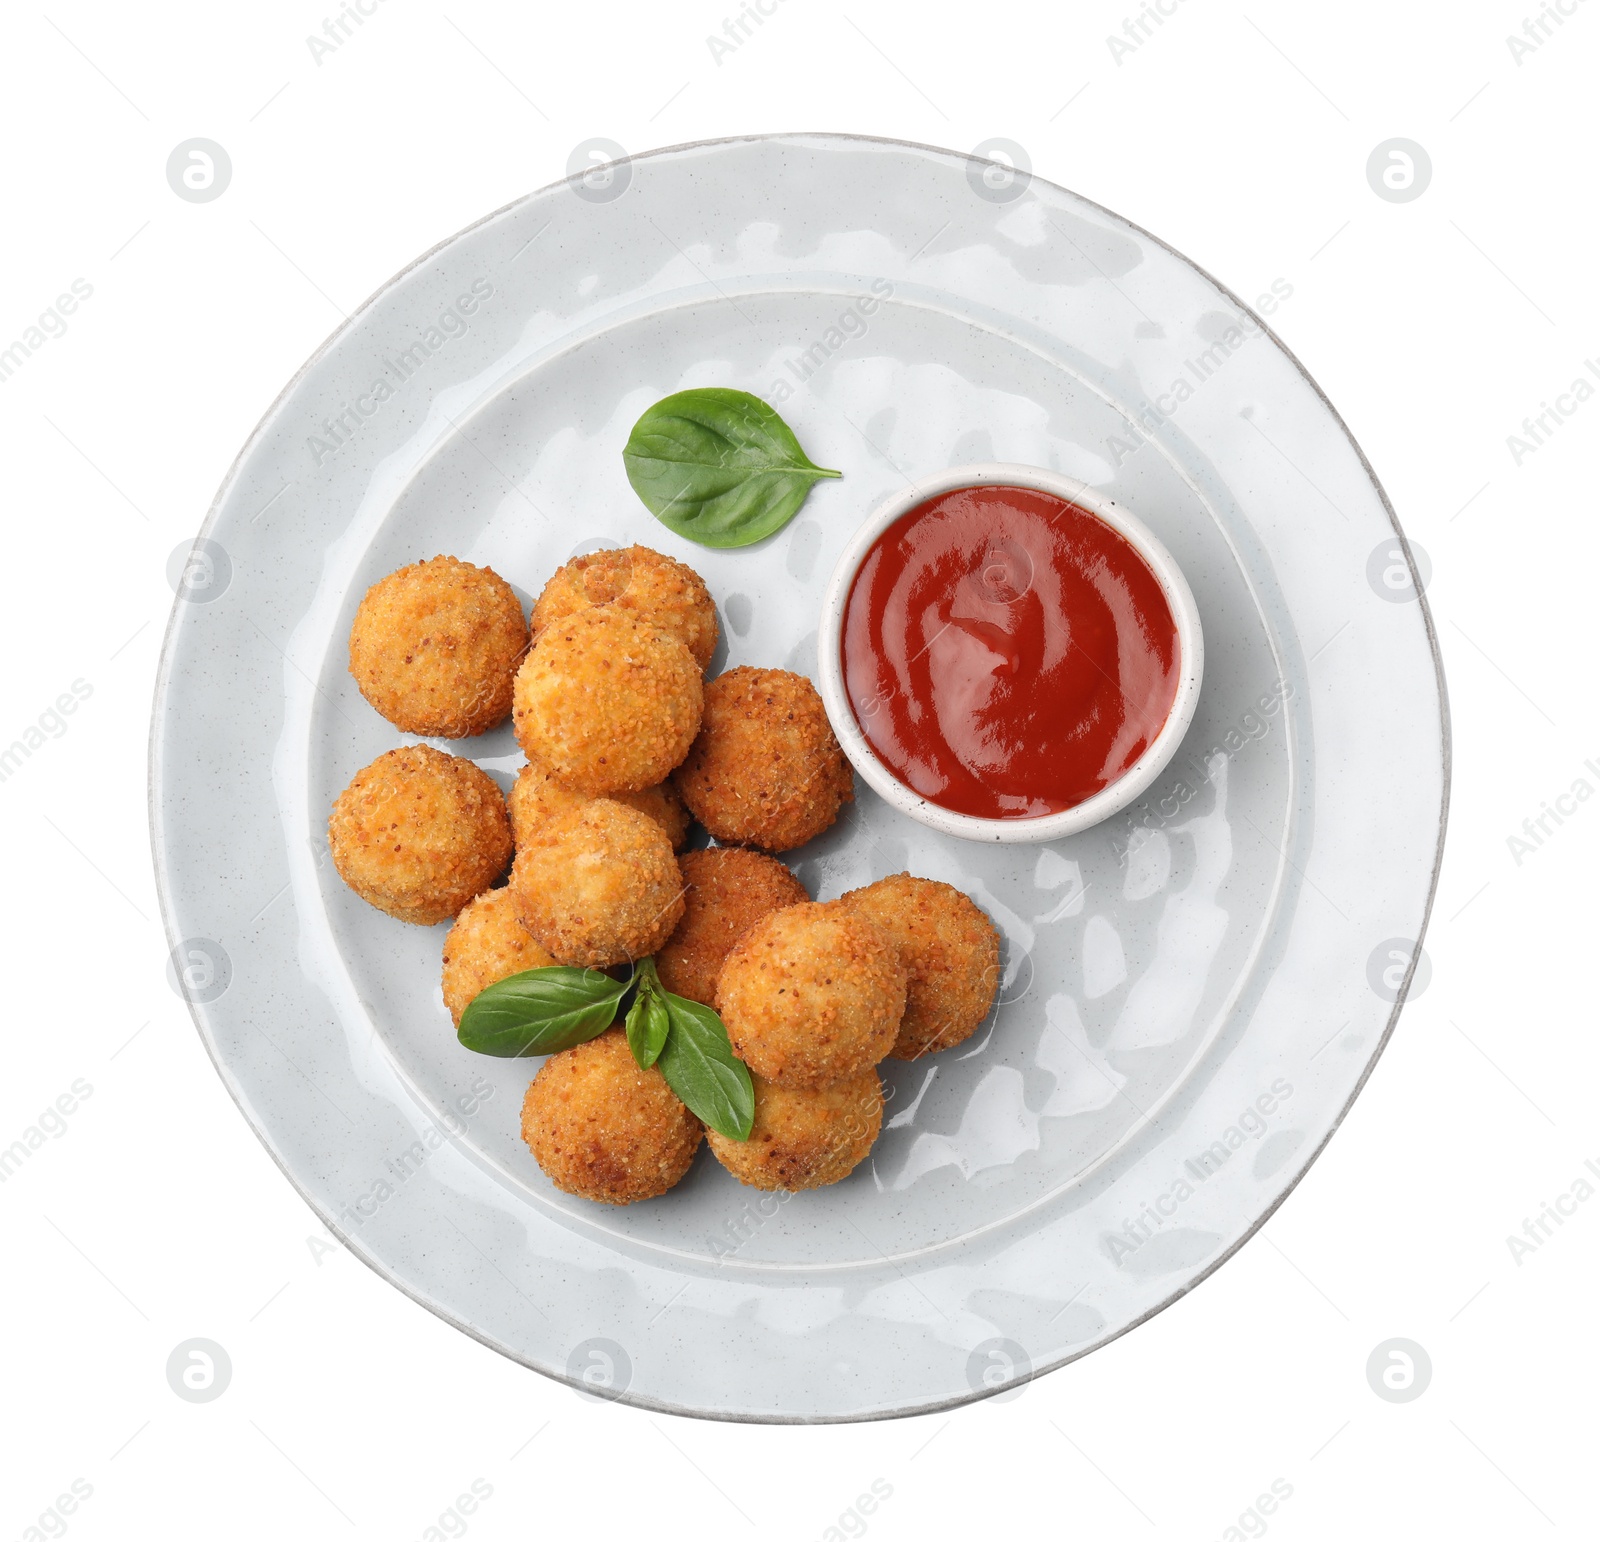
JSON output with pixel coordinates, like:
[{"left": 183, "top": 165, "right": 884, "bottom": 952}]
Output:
[{"left": 840, "top": 484, "right": 1181, "bottom": 819}]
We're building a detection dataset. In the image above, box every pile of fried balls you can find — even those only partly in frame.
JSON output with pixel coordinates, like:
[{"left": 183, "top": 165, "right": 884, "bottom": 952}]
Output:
[{"left": 328, "top": 545, "right": 1001, "bottom": 1205}]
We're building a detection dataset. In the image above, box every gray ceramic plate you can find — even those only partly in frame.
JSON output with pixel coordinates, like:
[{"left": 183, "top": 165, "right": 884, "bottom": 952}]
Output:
[{"left": 150, "top": 133, "right": 1447, "bottom": 1422}]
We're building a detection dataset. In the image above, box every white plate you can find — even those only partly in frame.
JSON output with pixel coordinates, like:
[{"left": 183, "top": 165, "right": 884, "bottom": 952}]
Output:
[{"left": 150, "top": 133, "right": 1447, "bottom": 1422}]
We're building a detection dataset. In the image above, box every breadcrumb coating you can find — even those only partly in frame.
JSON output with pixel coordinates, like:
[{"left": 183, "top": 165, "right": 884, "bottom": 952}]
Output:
[
  {"left": 510, "top": 799, "right": 686, "bottom": 966},
  {"left": 707, "top": 1070, "right": 882, "bottom": 1191},
  {"left": 441, "top": 886, "right": 558, "bottom": 1025},
  {"left": 348, "top": 556, "right": 528, "bottom": 738},
  {"left": 531, "top": 545, "right": 718, "bottom": 670},
  {"left": 716, "top": 901, "right": 905, "bottom": 1089},
  {"left": 513, "top": 609, "right": 702, "bottom": 795},
  {"left": 521, "top": 1029, "right": 703, "bottom": 1204},
  {"left": 674, "top": 667, "right": 853, "bottom": 852},
  {"left": 655, "top": 847, "right": 809, "bottom": 1007},
  {"left": 328, "top": 744, "right": 512, "bottom": 925},
  {"left": 838, "top": 874, "right": 1000, "bottom": 1060},
  {"left": 507, "top": 762, "right": 690, "bottom": 852}
]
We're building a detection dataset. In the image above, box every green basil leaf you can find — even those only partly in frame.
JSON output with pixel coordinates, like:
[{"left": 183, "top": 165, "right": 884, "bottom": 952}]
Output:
[
  {"left": 622, "top": 387, "right": 841, "bottom": 549},
  {"left": 457, "top": 965, "right": 629, "bottom": 1058},
  {"left": 656, "top": 990, "right": 755, "bottom": 1141},
  {"left": 624, "top": 959, "right": 671, "bottom": 1070}
]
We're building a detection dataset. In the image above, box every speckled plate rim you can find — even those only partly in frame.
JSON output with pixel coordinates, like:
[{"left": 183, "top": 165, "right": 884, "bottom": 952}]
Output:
[{"left": 149, "top": 130, "right": 1450, "bottom": 1422}]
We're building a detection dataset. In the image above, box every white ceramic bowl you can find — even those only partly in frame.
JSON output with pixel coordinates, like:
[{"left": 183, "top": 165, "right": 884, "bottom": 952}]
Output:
[{"left": 817, "top": 462, "right": 1205, "bottom": 843}]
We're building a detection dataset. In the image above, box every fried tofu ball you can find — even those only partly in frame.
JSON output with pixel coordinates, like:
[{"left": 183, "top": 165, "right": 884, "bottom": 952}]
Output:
[
  {"left": 716, "top": 902, "right": 905, "bottom": 1089},
  {"left": 510, "top": 799, "right": 685, "bottom": 966},
  {"left": 674, "top": 667, "right": 853, "bottom": 852},
  {"left": 507, "top": 762, "right": 690, "bottom": 852},
  {"left": 532, "top": 545, "right": 718, "bottom": 670},
  {"left": 329, "top": 745, "right": 512, "bottom": 925},
  {"left": 348, "top": 556, "right": 528, "bottom": 738},
  {"left": 513, "top": 609, "right": 702, "bottom": 795},
  {"left": 521, "top": 1028, "right": 703, "bottom": 1204},
  {"left": 707, "top": 1070, "right": 882, "bottom": 1191},
  {"left": 440, "top": 886, "right": 558, "bottom": 1025},
  {"left": 838, "top": 874, "right": 1001, "bottom": 1060},
  {"left": 655, "top": 848, "right": 809, "bottom": 1007}
]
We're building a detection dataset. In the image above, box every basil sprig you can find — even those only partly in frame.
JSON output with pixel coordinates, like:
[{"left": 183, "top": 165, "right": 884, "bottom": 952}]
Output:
[
  {"left": 654, "top": 988, "right": 756, "bottom": 1142},
  {"left": 622, "top": 387, "right": 841, "bottom": 549},
  {"left": 627, "top": 958, "right": 754, "bottom": 1141},
  {"left": 457, "top": 965, "right": 629, "bottom": 1057},
  {"left": 624, "top": 957, "right": 672, "bottom": 1069},
  {"left": 459, "top": 956, "right": 755, "bottom": 1142}
]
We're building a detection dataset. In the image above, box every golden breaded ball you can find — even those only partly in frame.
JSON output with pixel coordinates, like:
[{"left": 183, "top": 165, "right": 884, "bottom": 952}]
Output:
[
  {"left": 674, "top": 667, "right": 853, "bottom": 852},
  {"left": 532, "top": 545, "right": 718, "bottom": 670},
  {"left": 707, "top": 1070, "right": 882, "bottom": 1191},
  {"left": 348, "top": 556, "right": 528, "bottom": 738},
  {"left": 716, "top": 902, "right": 905, "bottom": 1089},
  {"left": 838, "top": 874, "right": 1001, "bottom": 1060},
  {"left": 510, "top": 799, "right": 685, "bottom": 966},
  {"left": 507, "top": 762, "right": 690, "bottom": 852},
  {"left": 655, "top": 847, "right": 808, "bottom": 1007},
  {"left": 440, "top": 886, "right": 558, "bottom": 1026},
  {"left": 513, "top": 609, "right": 702, "bottom": 795},
  {"left": 521, "top": 1028, "right": 702, "bottom": 1204},
  {"left": 329, "top": 745, "right": 512, "bottom": 925}
]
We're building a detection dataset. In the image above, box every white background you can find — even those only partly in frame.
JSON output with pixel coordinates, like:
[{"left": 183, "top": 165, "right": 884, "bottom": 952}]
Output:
[{"left": 2, "top": 1, "right": 1595, "bottom": 1537}]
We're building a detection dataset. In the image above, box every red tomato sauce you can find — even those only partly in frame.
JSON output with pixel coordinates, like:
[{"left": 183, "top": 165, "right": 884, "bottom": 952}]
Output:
[{"left": 841, "top": 485, "right": 1180, "bottom": 819}]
